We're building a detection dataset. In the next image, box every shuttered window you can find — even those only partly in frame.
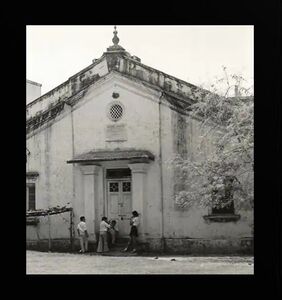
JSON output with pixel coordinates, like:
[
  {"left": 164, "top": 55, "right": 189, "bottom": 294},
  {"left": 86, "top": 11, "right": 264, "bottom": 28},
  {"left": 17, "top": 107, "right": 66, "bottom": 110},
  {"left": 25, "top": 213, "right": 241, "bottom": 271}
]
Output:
[{"left": 27, "top": 183, "right": 36, "bottom": 211}]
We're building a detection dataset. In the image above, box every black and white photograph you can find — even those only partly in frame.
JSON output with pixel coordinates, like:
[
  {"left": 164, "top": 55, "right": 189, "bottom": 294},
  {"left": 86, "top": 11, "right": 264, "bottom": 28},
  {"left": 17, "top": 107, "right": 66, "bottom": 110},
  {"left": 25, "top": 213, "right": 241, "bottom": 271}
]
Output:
[{"left": 26, "top": 25, "right": 254, "bottom": 274}]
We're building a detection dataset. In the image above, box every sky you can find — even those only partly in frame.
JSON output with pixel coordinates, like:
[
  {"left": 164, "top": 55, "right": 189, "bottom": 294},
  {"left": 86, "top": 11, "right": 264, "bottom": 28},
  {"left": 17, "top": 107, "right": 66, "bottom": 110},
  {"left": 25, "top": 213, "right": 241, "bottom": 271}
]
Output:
[{"left": 26, "top": 25, "right": 253, "bottom": 96}]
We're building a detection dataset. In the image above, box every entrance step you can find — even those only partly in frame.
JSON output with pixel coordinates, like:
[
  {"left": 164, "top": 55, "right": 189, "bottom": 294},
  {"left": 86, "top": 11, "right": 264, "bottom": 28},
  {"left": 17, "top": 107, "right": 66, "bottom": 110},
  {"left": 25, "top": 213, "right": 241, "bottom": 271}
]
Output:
[{"left": 115, "top": 237, "right": 129, "bottom": 244}]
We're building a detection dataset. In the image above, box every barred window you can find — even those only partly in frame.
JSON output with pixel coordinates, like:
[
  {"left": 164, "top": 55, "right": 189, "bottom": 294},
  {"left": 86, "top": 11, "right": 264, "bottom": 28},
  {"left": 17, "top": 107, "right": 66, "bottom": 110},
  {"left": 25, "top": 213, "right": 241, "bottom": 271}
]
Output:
[
  {"left": 122, "top": 181, "right": 131, "bottom": 192},
  {"left": 109, "top": 182, "right": 119, "bottom": 192},
  {"left": 108, "top": 102, "right": 124, "bottom": 121}
]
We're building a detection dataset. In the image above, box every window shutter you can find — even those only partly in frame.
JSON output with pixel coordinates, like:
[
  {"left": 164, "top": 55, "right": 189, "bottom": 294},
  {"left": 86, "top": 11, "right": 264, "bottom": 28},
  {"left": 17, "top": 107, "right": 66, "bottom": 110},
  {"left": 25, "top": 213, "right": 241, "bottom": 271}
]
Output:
[{"left": 28, "top": 184, "right": 36, "bottom": 210}]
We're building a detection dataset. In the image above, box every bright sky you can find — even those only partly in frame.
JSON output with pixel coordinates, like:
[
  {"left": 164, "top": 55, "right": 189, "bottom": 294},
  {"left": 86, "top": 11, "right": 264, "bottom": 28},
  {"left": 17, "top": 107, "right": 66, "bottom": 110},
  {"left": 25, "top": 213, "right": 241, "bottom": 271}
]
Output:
[{"left": 26, "top": 25, "right": 253, "bottom": 95}]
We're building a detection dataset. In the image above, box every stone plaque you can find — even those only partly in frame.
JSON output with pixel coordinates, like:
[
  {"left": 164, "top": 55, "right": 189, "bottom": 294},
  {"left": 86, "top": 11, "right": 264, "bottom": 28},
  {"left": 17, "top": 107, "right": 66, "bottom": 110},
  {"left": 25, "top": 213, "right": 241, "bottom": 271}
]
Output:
[{"left": 105, "top": 124, "right": 127, "bottom": 142}]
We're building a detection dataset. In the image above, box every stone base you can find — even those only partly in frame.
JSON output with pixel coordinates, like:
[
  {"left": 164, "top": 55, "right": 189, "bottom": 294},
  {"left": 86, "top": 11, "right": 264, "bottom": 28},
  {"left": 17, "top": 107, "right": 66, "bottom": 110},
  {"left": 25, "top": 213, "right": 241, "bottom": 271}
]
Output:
[
  {"left": 26, "top": 237, "right": 253, "bottom": 255},
  {"left": 145, "top": 237, "right": 253, "bottom": 255},
  {"left": 26, "top": 239, "right": 98, "bottom": 253}
]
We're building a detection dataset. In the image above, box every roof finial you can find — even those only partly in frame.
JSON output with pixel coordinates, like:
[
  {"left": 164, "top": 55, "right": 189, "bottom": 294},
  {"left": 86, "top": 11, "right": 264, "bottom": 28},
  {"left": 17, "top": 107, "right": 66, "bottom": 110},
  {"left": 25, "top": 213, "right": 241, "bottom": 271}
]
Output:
[{"left": 112, "top": 25, "right": 119, "bottom": 46}]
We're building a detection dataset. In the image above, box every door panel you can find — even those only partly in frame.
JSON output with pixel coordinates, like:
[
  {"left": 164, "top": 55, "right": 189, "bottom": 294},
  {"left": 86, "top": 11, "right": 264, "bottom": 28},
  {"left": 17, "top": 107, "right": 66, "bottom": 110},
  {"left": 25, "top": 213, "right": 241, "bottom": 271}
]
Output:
[
  {"left": 107, "top": 179, "right": 132, "bottom": 236},
  {"left": 122, "top": 194, "right": 132, "bottom": 215},
  {"left": 109, "top": 194, "right": 119, "bottom": 214}
]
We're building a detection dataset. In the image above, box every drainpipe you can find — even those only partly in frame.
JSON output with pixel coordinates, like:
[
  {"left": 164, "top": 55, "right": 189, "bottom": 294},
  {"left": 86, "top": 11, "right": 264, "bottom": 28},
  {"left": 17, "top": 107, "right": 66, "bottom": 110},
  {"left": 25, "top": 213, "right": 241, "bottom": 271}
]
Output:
[
  {"left": 158, "top": 91, "right": 165, "bottom": 252},
  {"left": 65, "top": 101, "right": 75, "bottom": 250}
]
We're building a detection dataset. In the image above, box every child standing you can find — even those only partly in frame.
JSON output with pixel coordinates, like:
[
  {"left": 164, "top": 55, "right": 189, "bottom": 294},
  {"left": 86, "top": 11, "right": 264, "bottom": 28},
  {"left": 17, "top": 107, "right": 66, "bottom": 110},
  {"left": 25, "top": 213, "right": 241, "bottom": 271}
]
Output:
[
  {"left": 109, "top": 219, "right": 119, "bottom": 246},
  {"left": 77, "top": 216, "right": 89, "bottom": 253},
  {"left": 97, "top": 217, "right": 111, "bottom": 253}
]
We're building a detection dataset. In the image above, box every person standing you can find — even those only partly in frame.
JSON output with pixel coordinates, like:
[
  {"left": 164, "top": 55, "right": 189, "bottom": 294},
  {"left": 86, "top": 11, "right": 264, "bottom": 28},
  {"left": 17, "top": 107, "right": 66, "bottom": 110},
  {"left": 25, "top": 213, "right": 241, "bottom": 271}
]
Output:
[
  {"left": 97, "top": 217, "right": 111, "bottom": 253},
  {"left": 123, "top": 211, "right": 139, "bottom": 253},
  {"left": 109, "top": 219, "right": 119, "bottom": 246},
  {"left": 77, "top": 216, "right": 89, "bottom": 253}
]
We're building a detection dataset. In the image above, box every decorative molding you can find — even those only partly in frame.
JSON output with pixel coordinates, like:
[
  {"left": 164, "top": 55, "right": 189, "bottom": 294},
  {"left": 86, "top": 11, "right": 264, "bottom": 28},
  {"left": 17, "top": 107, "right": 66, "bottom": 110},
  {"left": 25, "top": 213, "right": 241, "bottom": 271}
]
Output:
[
  {"left": 128, "top": 162, "right": 150, "bottom": 174},
  {"left": 80, "top": 164, "right": 101, "bottom": 175},
  {"left": 26, "top": 101, "right": 65, "bottom": 134},
  {"left": 26, "top": 171, "right": 39, "bottom": 178}
]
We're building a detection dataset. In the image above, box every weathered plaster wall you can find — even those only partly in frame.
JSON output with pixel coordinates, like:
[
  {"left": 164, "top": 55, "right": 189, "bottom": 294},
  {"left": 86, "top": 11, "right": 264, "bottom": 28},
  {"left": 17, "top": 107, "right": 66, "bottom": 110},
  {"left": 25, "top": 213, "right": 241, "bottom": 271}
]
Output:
[
  {"left": 26, "top": 107, "right": 74, "bottom": 239},
  {"left": 160, "top": 107, "right": 253, "bottom": 242},
  {"left": 26, "top": 212, "right": 71, "bottom": 241},
  {"left": 27, "top": 72, "right": 163, "bottom": 243},
  {"left": 27, "top": 81, "right": 71, "bottom": 119},
  {"left": 72, "top": 74, "right": 160, "bottom": 156},
  {"left": 26, "top": 58, "right": 109, "bottom": 119},
  {"left": 26, "top": 67, "right": 253, "bottom": 252}
]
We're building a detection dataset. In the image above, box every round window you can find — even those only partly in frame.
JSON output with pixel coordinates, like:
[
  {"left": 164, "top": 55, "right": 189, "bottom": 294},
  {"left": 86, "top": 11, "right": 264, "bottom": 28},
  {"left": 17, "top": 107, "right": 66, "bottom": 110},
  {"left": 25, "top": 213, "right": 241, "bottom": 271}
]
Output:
[{"left": 108, "top": 102, "right": 124, "bottom": 121}]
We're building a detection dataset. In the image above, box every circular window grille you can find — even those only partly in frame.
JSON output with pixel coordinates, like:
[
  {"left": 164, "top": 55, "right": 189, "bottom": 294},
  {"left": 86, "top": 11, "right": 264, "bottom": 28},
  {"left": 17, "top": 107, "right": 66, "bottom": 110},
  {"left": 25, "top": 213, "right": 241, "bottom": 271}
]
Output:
[{"left": 108, "top": 103, "right": 123, "bottom": 121}]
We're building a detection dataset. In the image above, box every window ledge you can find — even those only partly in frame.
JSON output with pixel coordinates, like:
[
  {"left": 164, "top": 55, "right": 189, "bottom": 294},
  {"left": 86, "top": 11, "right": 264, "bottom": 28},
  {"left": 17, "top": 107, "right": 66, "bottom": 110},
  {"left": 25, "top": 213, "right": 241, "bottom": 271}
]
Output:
[
  {"left": 26, "top": 171, "right": 39, "bottom": 178},
  {"left": 26, "top": 216, "right": 39, "bottom": 225},
  {"left": 203, "top": 214, "right": 241, "bottom": 223}
]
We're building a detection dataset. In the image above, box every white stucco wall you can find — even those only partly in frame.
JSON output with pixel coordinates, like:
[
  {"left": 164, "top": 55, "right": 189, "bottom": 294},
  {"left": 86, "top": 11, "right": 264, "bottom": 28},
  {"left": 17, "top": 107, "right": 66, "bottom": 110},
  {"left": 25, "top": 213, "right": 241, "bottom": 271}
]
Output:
[
  {"left": 71, "top": 73, "right": 163, "bottom": 237},
  {"left": 160, "top": 108, "right": 253, "bottom": 240},
  {"left": 27, "top": 106, "right": 74, "bottom": 239}
]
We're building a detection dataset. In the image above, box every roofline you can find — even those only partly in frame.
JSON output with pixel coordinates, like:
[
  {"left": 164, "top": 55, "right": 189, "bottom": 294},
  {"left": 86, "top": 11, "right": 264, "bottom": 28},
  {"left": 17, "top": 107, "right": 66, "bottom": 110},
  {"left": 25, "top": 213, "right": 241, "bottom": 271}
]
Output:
[
  {"left": 68, "top": 54, "right": 106, "bottom": 80},
  {"left": 26, "top": 79, "right": 69, "bottom": 108},
  {"left": 67, "top": 156, "right": 154, "bottom": 164},
  {"left": 124, "top": 55, "right": 211, "bottom": 95},
  {"left": 26, "top": 50, "right": 216, "bottom": 115},
  {"left": 26, "top": 79, "right": 42, "bottom": 87},
  {"left": 26, "top": 55, "right": 107, "bottom": 109},
  {"left": 114, "top": 70, "right": 195, "bottom": 105},
  {"left": 26, "top": 70, "right": 198, "bottom": 135}
]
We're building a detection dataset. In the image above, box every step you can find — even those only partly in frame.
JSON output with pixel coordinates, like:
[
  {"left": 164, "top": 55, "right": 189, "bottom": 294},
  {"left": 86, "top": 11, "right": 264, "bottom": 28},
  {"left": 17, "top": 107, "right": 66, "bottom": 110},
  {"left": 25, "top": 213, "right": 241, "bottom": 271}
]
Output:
[{"left": 115, "top": 237, "right": 129, "bottom": 243}]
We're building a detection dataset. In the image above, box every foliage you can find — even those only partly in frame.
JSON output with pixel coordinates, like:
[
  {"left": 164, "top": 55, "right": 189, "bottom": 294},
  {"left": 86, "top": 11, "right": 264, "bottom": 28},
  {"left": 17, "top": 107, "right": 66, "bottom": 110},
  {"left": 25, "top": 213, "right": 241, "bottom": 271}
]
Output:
[
  {"left": 26, "top": 204, "right": 72, "bottom": 217},
  {"left": 172, "top": 67, "right": 254, "bottom": 211}
]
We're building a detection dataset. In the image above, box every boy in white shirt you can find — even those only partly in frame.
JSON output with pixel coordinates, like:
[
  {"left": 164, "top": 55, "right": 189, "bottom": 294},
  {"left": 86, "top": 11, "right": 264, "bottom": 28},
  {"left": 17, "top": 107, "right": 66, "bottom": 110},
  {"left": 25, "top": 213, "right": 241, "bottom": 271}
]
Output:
[
  {"left": 77, "top": 216, "right": 89, "bottom": 253},
  {"left": 97, "top": 217, "right": 111, "bottom": 253}
]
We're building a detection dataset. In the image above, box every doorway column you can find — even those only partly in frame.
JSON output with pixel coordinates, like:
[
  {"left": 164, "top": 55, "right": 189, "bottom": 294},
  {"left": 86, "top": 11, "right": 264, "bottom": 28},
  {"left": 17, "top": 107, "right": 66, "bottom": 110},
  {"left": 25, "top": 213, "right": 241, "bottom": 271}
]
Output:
[
  {"left": 128, "top": 162, "right": 149, "bottom": 241},
  {"left": 80, "top": 164, "right": 101, "bottom": 242}
]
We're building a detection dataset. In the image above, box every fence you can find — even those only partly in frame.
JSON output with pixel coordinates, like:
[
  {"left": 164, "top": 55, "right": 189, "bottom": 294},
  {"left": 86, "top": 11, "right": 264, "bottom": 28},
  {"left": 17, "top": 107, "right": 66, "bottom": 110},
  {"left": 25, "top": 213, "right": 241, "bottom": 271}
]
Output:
[{"left": 26, "top": 206, "right": 74, "bottom": 251}]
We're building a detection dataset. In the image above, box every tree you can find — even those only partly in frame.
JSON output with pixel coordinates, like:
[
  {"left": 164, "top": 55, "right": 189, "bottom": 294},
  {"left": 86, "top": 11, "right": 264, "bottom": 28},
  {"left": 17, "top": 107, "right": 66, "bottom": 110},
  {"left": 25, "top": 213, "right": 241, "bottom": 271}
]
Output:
[{"left": 171, "top": 67, "right": 254, "bottom": 212}]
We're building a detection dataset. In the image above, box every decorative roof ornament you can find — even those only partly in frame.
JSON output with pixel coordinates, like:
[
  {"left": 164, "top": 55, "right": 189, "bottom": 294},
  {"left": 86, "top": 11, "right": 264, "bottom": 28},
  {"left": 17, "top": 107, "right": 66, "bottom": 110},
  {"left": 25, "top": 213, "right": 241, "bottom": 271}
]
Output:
[
  {"left": 112, "top": 26, "right": 120, "bottom": 46},
  {"left": 106, "top": 25, "right": 128, "bottom": 54}
]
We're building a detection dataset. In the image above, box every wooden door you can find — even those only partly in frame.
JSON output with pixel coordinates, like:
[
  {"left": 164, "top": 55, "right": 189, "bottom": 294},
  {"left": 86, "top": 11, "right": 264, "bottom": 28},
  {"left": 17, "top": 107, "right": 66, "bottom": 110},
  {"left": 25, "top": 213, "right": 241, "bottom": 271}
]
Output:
[{"left": 107, "top": 180, "right": 132, "bottom": 236}]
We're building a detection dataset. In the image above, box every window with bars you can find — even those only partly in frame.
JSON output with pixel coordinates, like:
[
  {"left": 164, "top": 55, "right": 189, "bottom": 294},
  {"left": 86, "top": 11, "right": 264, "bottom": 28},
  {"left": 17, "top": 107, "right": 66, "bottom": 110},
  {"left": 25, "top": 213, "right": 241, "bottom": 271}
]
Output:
[
  {"left": 27, "top": 183, "right": 36, "bottom": 211},
  {"left": 122, "top": 182, "right": 131, "bottom": 192},
  {"left": 109, "top": 182, "right": 119, "bottom": 192},
  {"left": 108, "top": 102, "right": 124, "bottom": 121}
]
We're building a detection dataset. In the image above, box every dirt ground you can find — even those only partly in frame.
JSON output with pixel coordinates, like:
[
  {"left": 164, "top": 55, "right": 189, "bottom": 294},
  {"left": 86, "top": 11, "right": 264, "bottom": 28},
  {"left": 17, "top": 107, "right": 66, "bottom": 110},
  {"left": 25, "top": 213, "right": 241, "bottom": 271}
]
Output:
[{"left": 26, "top": 250, "right": 254, "bottom": 274}]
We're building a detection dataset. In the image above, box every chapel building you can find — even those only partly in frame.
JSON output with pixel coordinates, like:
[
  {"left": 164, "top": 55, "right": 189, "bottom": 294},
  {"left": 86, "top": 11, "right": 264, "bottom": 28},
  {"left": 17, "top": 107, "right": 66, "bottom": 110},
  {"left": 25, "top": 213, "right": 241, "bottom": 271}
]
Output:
[{"left": 26, "top": 28, "right": 253, "bottom": 253}]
